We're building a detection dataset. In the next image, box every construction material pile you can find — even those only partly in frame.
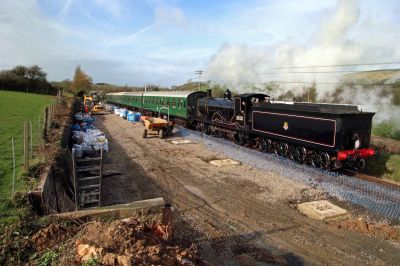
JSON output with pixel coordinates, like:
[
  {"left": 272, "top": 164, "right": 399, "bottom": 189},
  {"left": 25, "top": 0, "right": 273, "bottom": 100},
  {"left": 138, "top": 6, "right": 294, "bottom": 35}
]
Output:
[
  {"left": 71, "top": 112, "right": 109, "bottom": 158},
  {"left": 30, "top": 217, "right": 203, "bottom": 265},
  {"left": 110, "top": 106, "right": 141, "bottom": 122}
]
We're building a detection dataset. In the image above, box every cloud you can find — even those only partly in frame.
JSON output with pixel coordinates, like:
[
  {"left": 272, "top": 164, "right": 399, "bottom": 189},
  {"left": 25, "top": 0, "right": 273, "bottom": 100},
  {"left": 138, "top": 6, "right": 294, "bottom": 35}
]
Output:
[{"left": 154, "top": 4, "right": 187, "bottom": 27}]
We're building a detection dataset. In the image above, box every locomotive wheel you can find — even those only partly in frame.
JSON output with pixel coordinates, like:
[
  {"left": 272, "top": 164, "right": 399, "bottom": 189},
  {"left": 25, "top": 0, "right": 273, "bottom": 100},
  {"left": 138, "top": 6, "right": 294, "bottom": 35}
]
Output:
[
  {"left": 259, "top": 138, "right": 272, "bottom": 152},
  {"left": 271, "top": 141, "right": 279, "bottom": 154},
  {"left": 319, "top": 152, "right": 330, "bottom": 170},
  {"left": 259, "top": 138, "right": 267, "bottom": 151},
  {"left": 309, "top": 151, "right": 318, "bottom": 167},
  {"left": 288, "top": 145, "right": 296, "bottom": 160},
  {"left": 298, "top": 147, "right": 307, "bottom": 163},
  {"left": 280, "top": 142, "right": 289, "bottom": 156}
]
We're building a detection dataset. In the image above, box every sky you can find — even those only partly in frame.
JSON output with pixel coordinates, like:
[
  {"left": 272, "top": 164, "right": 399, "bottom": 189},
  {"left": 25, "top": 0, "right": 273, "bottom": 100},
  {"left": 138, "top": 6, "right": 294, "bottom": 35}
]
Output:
[{"left": 0, "top": 0, "right": 399, "bottom": 87}]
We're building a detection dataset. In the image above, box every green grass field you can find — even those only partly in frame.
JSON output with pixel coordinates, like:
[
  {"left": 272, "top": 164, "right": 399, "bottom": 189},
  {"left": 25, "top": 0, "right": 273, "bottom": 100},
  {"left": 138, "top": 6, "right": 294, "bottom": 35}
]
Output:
[{"left": 0, "top": 90, "right": 54, "bottom": 223}]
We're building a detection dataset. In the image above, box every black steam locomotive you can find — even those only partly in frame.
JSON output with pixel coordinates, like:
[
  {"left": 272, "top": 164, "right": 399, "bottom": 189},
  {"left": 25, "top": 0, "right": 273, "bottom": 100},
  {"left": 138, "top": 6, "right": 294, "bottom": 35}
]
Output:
[{"left": 191, "top": 89, "right": 375, "bottom": 170}]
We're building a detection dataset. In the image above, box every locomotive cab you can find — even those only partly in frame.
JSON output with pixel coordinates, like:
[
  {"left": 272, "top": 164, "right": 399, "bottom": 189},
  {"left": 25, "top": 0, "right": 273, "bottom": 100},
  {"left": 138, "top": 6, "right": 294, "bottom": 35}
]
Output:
[{"left": 233, "top": 93, "right": 270, "bottom": 127}]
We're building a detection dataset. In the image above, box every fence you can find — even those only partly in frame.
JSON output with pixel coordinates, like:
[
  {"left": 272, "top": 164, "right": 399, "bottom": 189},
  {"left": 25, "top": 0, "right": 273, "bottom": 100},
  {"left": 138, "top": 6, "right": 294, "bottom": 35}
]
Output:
[{"left": 0, "top": 91, "right": 61, "bottom": 204}]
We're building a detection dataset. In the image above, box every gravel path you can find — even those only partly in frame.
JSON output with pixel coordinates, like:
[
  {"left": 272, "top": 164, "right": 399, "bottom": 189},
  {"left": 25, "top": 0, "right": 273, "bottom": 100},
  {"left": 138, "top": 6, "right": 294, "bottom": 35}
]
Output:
[{"left": 96, "top": 114, "right": 400, "bottom": 265}]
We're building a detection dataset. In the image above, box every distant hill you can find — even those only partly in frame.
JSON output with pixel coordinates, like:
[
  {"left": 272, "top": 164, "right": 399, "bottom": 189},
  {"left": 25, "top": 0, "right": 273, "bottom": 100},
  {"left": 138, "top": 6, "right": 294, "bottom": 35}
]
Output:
[{"left": 342, "top": 69, "right": 400, "bottom": 84}]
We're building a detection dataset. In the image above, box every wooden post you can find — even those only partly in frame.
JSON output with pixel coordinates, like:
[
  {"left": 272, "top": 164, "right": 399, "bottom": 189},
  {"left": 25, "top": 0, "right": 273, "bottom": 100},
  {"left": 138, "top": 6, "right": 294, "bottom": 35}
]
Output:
[
  {"left": 23, "top": 122, "right": 29, "bottom": 172},
  {"left": 49, "top": 104, "right": 52, "bottom": 128},
  {"left": 11, "top": 137, "right": 15, "bottom": 200},
  {"left": 43, "top": 107, "right": 49, "bottom": 139},
  {"left": 29, "top": 121, "right": 33, "bottom": 159},
  {"left": 38, "top": 115, "right": 41, "bottom": 143}
]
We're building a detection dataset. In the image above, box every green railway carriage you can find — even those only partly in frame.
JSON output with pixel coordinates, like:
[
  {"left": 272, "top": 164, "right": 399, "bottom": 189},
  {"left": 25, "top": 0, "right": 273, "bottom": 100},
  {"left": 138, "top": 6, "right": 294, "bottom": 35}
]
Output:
[
  {"left": 106, "top": 91, "right": 206, "bottom": 120},
  {"left": 142, "top": 91, "right": 206, "bottom": 119},
  {"left": 105, "top": 92, "right": 143, "bottom": 109}
]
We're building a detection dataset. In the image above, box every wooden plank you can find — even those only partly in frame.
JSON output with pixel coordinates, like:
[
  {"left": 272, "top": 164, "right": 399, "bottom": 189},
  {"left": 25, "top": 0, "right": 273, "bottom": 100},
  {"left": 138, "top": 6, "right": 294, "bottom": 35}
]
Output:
[{"left": 54, "top": 198, "right": 165, "bottom": 219}]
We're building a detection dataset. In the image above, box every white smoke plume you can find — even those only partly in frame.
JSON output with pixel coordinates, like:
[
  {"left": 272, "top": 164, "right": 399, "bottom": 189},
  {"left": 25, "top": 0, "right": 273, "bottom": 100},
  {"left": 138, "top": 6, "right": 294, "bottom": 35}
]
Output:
[{"left": 206, "top": 0, "right": 400, "bottom": 124}]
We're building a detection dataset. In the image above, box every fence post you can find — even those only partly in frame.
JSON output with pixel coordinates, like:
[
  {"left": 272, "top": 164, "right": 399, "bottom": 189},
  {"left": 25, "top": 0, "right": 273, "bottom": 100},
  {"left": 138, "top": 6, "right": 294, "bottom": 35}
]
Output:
[
  {"left": 29, "top": 120, "right": 33, "bottom": 159},
  {"left": 48, "top": 105, "right": 52, "bottom": 130},
  {"left": 44, "top": 106, "right": 49, "bottom": 139},
  {"left": 23, "top": 122, "right": 29, "bottom": 172},
  {"left": 39, "top": 115, "right": 42, "bottom": 144},
  {"left": 11, "top": 137, "right": 16, "bottom": 200}
]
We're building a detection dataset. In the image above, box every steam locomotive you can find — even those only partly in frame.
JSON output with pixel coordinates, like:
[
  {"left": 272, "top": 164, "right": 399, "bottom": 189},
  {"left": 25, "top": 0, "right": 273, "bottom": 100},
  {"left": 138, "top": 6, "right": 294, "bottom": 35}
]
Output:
[{"left": 106, "top": 89, "right": 375, "bottom": 170}]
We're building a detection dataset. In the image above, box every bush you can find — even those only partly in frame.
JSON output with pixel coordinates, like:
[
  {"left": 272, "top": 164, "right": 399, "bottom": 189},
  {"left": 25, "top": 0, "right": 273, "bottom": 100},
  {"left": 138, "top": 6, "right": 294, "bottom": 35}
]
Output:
[{"left": 372, "top": 120, "right": 400, "bottom": 140}]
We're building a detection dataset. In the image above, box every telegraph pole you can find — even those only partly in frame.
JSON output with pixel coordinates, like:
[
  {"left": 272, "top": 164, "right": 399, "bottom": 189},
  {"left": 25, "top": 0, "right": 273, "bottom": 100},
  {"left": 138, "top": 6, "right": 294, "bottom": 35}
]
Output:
[{"left": 195, "top": 70, "right": 203, "bottom": 91}]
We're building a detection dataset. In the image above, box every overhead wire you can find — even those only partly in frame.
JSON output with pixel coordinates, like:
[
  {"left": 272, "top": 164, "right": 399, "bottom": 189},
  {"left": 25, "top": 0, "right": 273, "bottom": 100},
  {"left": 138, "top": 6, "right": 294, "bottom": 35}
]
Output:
[
  {"left": 259, "top": 81, "right": 397, "bottom": 86},
  {"left": 267, "top": 61, "right": 400, "bottom": 69}
]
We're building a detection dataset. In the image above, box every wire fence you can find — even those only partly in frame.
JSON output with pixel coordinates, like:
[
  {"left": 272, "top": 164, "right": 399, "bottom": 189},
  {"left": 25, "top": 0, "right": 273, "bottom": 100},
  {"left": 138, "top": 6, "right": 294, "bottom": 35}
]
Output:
[
  {"left": 179, "top": 128, "right": 400, "bottom": 221},
  {"left": 0, "top": 96, "right": 60, "bottom": 203}
]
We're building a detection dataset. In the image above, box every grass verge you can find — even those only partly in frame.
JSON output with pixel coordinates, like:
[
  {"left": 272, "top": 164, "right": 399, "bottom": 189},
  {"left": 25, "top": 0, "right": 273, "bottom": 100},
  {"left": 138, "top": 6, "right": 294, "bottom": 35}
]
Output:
[{"left": 0, "top": 90, "right": 54, "bottom": 224}]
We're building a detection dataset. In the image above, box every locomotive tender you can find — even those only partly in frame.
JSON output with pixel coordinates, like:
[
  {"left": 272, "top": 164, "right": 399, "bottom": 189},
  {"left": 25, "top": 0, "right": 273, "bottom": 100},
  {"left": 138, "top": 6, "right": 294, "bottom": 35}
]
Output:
[{"left": 106, "top": 89, "right": 375, "bottom": 170}]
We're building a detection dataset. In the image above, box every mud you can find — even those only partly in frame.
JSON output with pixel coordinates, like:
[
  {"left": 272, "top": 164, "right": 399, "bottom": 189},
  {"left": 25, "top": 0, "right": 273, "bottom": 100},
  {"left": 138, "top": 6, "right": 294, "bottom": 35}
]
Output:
[
  {"left": 95, "top": 114, "right": 400, "bottom": 265},
  {"left": 335, "top": 217, "right": 399, "bottom": 240}
]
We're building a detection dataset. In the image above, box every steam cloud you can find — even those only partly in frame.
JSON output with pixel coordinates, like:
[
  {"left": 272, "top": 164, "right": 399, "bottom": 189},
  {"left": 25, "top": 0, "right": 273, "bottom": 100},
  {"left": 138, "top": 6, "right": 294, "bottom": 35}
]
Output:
[{"left": 206, "top": 0, "right": 400, "bottom": 124}]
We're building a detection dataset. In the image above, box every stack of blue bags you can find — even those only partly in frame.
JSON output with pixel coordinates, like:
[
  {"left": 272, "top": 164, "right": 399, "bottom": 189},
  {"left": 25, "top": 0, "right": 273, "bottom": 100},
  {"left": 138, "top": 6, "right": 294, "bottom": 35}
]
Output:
[
  {"left": 83, "top": 116, "right": 96, "bottom": 129},
  {"left": 134, "top": 112, "right": 141, "bottom": 122},
  {"left": 127, "top": 111, "right": 135, "bottom": 122},
  {"left": 127, "top": 112, "right": 141, "bottom": 122}
]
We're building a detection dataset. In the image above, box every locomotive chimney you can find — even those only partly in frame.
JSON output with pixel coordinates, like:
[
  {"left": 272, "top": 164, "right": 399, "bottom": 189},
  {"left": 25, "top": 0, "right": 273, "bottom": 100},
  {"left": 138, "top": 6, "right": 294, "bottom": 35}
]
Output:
[
  {"left": 224, "top": 89, "right": 232, "bottom": 100},
  {"left": 206, "top": 89, "right": 212, "bottom": 98}
]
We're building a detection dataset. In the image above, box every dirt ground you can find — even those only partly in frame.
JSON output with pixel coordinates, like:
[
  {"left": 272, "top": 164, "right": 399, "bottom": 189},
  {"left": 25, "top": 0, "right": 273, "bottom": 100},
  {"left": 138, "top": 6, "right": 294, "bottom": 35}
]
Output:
[{"left": 96, "top": 113, "right": 400, "bottom": 265}]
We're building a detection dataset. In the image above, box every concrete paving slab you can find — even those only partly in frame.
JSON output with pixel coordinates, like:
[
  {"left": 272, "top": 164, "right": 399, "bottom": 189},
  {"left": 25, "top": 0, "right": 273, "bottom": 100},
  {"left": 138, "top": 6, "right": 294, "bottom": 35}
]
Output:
[
  {"left": 297, "top": 200, "right": 350, "bottom": 222},
  {"left": 209, "top": 159, "right": 240, "bottom": 167},
  {"left": 170, "top": 139, "right": 193, "bottom": 145}
]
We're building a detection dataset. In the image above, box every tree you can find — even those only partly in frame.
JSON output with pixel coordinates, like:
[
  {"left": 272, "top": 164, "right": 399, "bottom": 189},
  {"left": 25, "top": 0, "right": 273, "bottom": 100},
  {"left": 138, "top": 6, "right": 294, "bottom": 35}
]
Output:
[
  {"left": 27, "top": 65, "right": 47, "bottom": 82},
  {"left": 70, "top": 65, "right": 92, "bottom": 95}
]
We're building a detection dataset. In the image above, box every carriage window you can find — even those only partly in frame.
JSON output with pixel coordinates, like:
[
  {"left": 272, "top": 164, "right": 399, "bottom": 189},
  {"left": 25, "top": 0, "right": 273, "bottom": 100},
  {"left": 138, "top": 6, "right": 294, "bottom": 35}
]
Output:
[{"left": 172, "top": 101, "right": 176, "bottom": 108}]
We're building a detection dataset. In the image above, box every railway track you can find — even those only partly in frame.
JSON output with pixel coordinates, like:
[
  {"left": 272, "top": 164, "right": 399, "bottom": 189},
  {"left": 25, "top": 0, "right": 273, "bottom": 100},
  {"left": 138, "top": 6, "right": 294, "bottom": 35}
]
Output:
[
  {"left": 184, "top": 126, "right": 400, "bottom": 191},
  {"left": 343, "top": 169, "right": 400, "bottom": 189},
  {"left": 180, "top": 127, "right": 400, "bottom": 220}
]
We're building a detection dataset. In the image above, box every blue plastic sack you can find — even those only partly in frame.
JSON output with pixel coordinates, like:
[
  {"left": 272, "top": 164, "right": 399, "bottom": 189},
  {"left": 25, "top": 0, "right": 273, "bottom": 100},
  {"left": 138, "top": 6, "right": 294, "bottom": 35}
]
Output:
[
  {"left": 134, "top": 112, "right": 141, "bottom": 122},
  {"left": 71, "top": 124, "right": 81, "bottom": 131},
  {"left": 127, "top": 111, "right": 135, "bottom": 122}
]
